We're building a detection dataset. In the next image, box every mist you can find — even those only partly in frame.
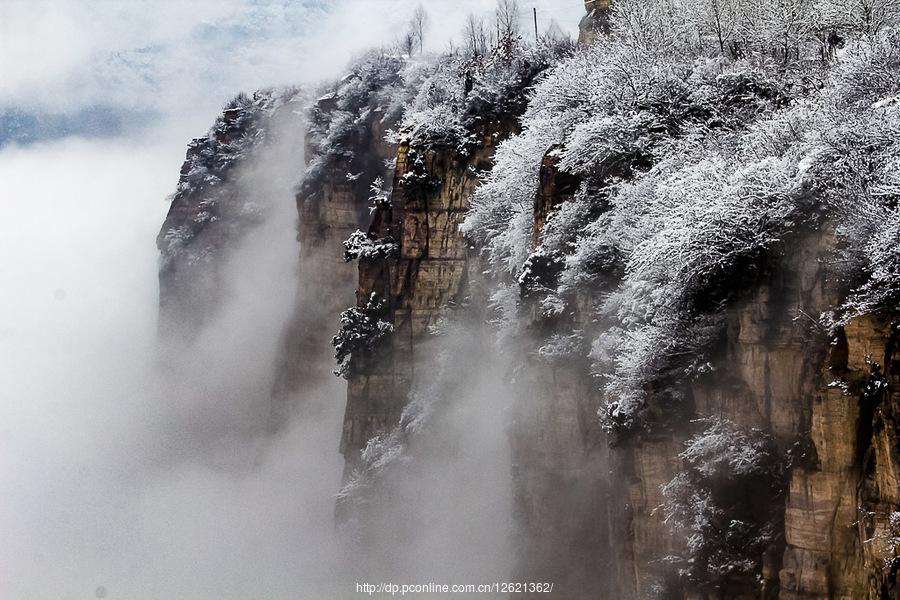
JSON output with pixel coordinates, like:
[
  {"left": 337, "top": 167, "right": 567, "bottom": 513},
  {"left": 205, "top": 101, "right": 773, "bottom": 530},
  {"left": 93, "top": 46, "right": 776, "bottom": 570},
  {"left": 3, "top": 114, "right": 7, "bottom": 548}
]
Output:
[
  {"left": 0, "top": 118, "right": 345, "bottom": 600},
  {"left": 0, "top": 132, "right": 516, "bottom": 598},
  {"left": 337, "top": 321, "right": 517, "bottom": 586},
  {"left": 0, "top": 2, "right": 585, "bottom": 598}
]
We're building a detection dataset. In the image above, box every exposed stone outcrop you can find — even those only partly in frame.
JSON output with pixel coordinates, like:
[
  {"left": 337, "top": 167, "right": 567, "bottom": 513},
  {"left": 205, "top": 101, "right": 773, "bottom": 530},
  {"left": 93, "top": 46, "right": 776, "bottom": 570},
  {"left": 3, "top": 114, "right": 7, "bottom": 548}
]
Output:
[
  {"left": 589, "top": 223, "right": 899, "bottom": 600},
  {"left": 339, "top": 124, "right": 507, "bottom": 474},
  {"left": 578, "top": 0, "right": 612, "bottom": 46},
  {"left": 604, "top": 227, "right": 834, "bottom": 598},
  {"left": 270, "top": 94, "right": 397, "bottom": 424},
  {"left": 157, "top": 90, "right": 303, "bottom": 340},
  {"left": 509, "top": 149, "right": 614, "bottom": 597},
  {"left": 780, "top": 313, "right": 900, "bottom": 600},
  {"left": 524, "top": 178, "right": 900, "bottom": 599},
  {"left": 515, "top": 3, "right": 899, "bottom": 598}
]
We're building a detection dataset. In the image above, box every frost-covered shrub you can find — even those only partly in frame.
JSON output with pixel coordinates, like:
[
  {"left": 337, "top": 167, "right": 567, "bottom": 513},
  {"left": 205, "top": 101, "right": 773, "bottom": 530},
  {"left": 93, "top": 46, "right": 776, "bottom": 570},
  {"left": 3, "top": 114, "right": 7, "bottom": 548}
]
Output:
[
  {"left": 588, "top": 104, "right": 814, "bottom": 433},
  {"left": 462, "top": 43, "right": 667, "bottom": 271},
  {"left": 397, "top": 104, "right": 475, "bottom": 152},
  {"left": 518, "top": 245, "right": 565, "bottom": 298},
  {"left": 342, "top": 230, "right": 398, "bottom": 262},
  {"left": 661, "top": 418, "right": 786, "bottom": 589},
  {"left": 174, "top": 89, "right": 289, "bottom": 199},
  {"left": 399, "top": 147, "right": 441, "bottom": 196},
  {"left": 462, "top": 38, "right": 576, "bottom": 126},
  {"left": 463, "top": 39, "right": 797, "bottom": 279},
  {"left": 332, "top": 294, "right": 394, "bottom": 379},
  {"left": 300, "top": 50, "right": 407, "bottom": 197},
  {"left": 558, "top": 66, "right": 791, "bottom": 177},
  {"left": 886, "top": 511, "right": 900, "bottom": 569},
  {"left": 367, "top": 176, "right": 392, "bottom": 214},
  {"left": 595, "top": 313, "right": 723, "bottom": 434},
  {"left": 835, "top": 30, "right": 900, "bottom": 105},
  {"left": 389, "top": 37, "right": 574, "bottom": 152},
  {"left": 612, "top": 0, "right": 899, "bottom": 61},
  {"left": 462, "top": 37, "right": 812, "bottom": 435},
  {"left": 804, "top": 37, "right": 900, "bottom": 318},
  {"left": 536, "top": 332, "right": 585, "bottom": 364},
  {"left": 843, "top": 211, "right": 900, "bottom": 316},
  {"left": 466, "top": 21, "right": 851, "bottom": 432},
  {"left": 387, "top": 54, "right": 473, "bottom": 152},
  {"left": 626, "top": 154, "right": 802, "bottom": 308},
  {"left": 159, "top": 88, "right": 300, "bottom": 266}
]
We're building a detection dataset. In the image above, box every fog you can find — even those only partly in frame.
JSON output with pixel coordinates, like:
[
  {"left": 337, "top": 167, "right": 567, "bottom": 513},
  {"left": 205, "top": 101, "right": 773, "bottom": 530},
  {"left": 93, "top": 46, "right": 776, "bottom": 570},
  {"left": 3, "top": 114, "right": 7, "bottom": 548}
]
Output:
[
  {"left": 336, "top": 321, "right": 516, "bottom": 586},
  {"left": 0, "top": 2, "right": 584, "bottom": 598},
  {"left": 0, "top": 136, "right": 510, "bottom": 598},
  {"left": 0, "top": 126, "right": 344, "bottom": 599}
]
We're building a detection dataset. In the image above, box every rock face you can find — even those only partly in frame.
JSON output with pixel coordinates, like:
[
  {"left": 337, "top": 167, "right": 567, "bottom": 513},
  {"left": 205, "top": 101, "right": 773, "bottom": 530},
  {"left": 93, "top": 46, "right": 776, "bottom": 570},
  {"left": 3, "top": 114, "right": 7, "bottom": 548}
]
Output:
[
  {"left": 780, "top": 313, "right": 900, "bottom": 600},
  {"left": 340, "top": 124, "right": 506, "bottom": 474},
  {"left": 515, "top": 3, "right": 900, "bottom": 598},
  {"left": 510, "top": 163, "right": 900, "bottom": 600},
  {"left": 157, "top": 90, "right": 303, "bottom": 340},
  {"left": 269, "top": 93, "right": 396, "bottom": 423},
  {"left": 509, "top": 151, "right": 615, "bottom": 596},
  {"left": 605, "top": 226, "right": 837, "bottom": 598},
  {"left": 578, "top": 0, "right": 612, "bottom": 46}
]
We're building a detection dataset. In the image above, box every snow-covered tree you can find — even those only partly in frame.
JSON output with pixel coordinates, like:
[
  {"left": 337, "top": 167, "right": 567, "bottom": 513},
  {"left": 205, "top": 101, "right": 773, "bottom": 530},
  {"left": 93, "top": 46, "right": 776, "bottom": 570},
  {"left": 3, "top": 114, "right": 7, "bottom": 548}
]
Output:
[
  {"left": 342, "top": 230, "right": 398, "bottom": 262},
  {"left": 686, "top": 0, "right": 742, "bottom": 55},
  {"left": 495, "top": 0, "right": 522, "bottom": 42},
  {"left": 661, "top": 418, "right": 785, "bottom": 589},
  {"left": 817, "top": 0, "right": 900, "bottom": 35},
  {"left": 332, "top": 294, "right": 394, "bottom": 379}
]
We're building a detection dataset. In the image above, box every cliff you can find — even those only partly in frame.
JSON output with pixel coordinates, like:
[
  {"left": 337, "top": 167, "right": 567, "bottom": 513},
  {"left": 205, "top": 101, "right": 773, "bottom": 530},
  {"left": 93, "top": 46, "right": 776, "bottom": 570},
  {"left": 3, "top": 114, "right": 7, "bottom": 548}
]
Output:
[
  {"left": 156, "top": 89, "right": 303, "bottom": 340},
  {"left": 156, "top": 2, "right": 900, "bottom": 598},
  {"left": 339, "top": 135, "right": 496, "bottom": 470},
  {"left": 270, "top": 79, "right": 398, "bottom": 423},
  {"left": 331, "top": 3, "right": 900, "bottom": 597},
  {"left": 578, "top": 0, "right": 611, "bottom": 46}
]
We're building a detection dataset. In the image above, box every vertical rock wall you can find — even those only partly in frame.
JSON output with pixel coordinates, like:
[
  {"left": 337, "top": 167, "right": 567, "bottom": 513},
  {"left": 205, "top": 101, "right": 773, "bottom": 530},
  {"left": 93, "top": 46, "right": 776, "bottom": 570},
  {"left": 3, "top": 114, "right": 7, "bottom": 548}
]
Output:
[
  {"left": 609, "top": 227, "right": 836, "bottom": 598},
  {"left": 524, "top": 163, "right": 899, "bottom": 600},
  {"left": 340, "top": 125, "right": 506, "bottom": 473},
  {"left": 270, "top": 97, "right": 396, "bottom": 423},
  {"left": 780, "top": 313, "right": 900, "bottom": 600},
  {"left": 157, "top": 92, "right": 303, "bottom": 341},
  {"left": 567, "top": 4, "right": 898, "bottom": 597},
  {"left": 511, "top": 151, "right": 615, "bottom": 597}
]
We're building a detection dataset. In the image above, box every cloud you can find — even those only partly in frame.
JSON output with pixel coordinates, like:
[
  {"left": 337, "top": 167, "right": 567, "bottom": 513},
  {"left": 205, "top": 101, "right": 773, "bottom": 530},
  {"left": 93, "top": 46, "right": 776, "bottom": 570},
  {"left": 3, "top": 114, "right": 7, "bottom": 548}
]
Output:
[
  {"left": 1, "top": 0, "right": 584, "bottom": 121},
  {"left": 0, "top": 1, "right": 587, "bottom": 597},
  {"left": 0, "top": 127, "right": 349, "bottom": 600}
]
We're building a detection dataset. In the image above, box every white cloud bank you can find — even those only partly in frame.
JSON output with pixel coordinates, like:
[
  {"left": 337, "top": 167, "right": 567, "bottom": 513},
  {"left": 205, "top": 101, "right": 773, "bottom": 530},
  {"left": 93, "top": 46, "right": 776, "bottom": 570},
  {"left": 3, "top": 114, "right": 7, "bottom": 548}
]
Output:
[
  {"left": 0, "top": 1, "right": 585, "bottom": 598},
  {"left": 1, "top": 0, "right": 583, "bottom": 121}
]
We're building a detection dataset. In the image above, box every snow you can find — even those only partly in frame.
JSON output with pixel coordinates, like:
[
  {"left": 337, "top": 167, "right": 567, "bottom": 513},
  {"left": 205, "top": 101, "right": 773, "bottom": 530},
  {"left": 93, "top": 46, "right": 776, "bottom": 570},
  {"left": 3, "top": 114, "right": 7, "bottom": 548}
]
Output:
[
  {"left": 342, "top": 230, "right": 398, "bottom": 262},
  {"left": 460, "top": 6, "right": 900, "bottom": 435},
  {"left": 661, "top": 418, "right": 784, "bottom": 586},
  {"left": 331, "top": 293, "right": 394, "bottom": 379}
]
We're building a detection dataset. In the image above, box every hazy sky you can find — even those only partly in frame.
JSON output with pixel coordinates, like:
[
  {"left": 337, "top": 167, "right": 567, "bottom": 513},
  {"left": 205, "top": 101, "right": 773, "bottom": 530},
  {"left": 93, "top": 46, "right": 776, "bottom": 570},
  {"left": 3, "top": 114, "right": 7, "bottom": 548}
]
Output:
[
  {"left": 1, "top": 0, "right": 584, "bottom": 139},
  {"left": 0, "top": 2, "right": 584, "bottom": 597}
]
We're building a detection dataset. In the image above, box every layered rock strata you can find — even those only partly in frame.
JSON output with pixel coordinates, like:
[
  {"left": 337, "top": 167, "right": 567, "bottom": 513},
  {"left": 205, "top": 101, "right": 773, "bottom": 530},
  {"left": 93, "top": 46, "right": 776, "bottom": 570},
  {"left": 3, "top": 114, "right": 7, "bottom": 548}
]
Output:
[
  {"left": 340, "top": 125, "right": 507, "bottom": 473},
  {"left": 270, "top": 94, "right": 396, "bottom": 422}
]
